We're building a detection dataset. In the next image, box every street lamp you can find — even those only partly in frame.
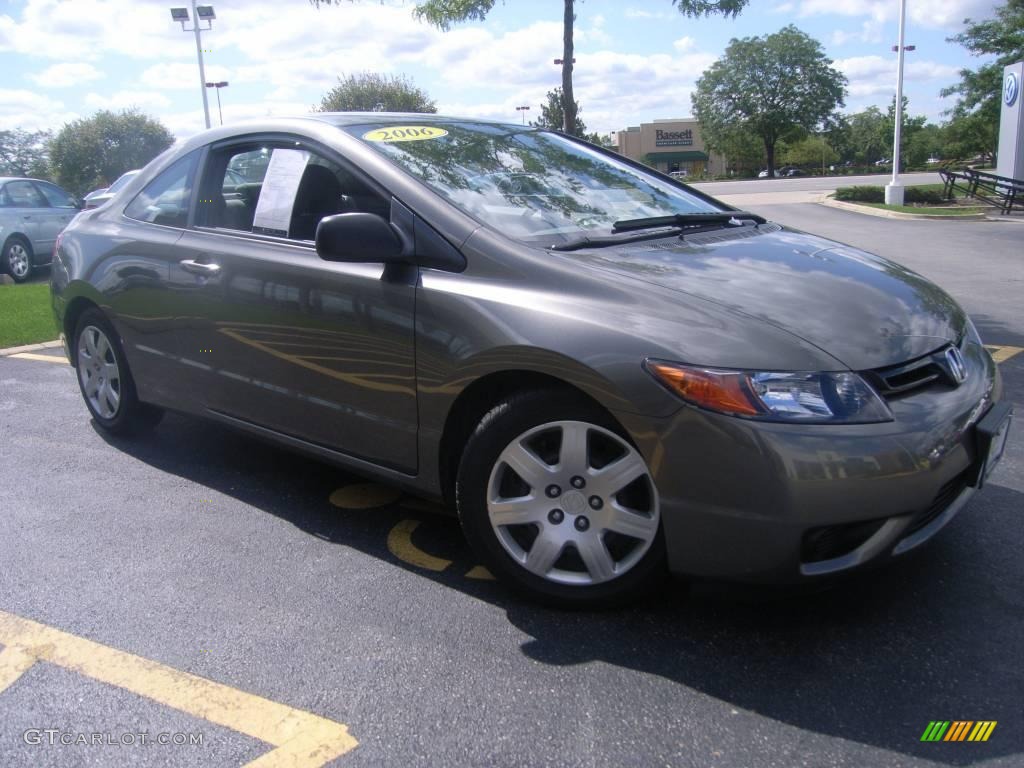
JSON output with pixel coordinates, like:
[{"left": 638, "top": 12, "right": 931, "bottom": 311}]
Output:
[
  {"left": 885, "top": 0, "right": 914, "bottom": 205},
  {"left": 515, "top": 105, "right": 530, "bottom": 125},
  {"left": 205, "top": 81, "right": 229, "bottom": 125},
  {"left": 170, "top": 2, "right": 216, "bottom": 130}
]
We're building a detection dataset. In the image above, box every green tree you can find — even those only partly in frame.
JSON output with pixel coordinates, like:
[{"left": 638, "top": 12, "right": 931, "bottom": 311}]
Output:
[
  {"left": 316, "top": 72, "right": 437, "bottom": 113},
  {"left": 49, "top": 109, "right": 173, "bottom": 196},
  {"left": 779, "top": 136, "right": 838, "bottom": 170},
  {"left": 311, "top": 1, "right": 750, "bottom": 137},
  {"left": 845, "top": 107, "right": 890, "bottom": 165},
  {"left": 692, "top": 25, "right": 847, "bottom": 176},
  {"left": 941, "top": 0, "right": 1024, "bottom": 162},
  {"left": 532, "top": 87, "right": 585, "bottom": 134},
  {"left": 0, "top": 129, "right": 52, "bottom": 179}
]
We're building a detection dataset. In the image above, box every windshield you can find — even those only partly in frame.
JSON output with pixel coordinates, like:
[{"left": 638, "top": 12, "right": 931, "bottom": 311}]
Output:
[{"left": 343, "top": 121, "right": 724, "bottom": 247}]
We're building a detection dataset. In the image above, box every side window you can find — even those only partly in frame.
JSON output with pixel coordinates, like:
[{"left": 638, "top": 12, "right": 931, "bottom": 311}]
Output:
[
  {"left": 201, "top": 142, "right": 390, "bottom": 242},
  {"left": 3, "top": 180, "right": 49, "bottom": 208},
  {"left": 35, "top": 182, "right": 76, "bottom": 208},
  {"left": 125, "top": 152, "right": 198, "bottom": 228}
]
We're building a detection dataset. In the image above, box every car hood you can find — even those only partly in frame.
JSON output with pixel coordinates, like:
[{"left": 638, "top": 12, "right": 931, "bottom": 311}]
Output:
[{"left": 558, "top": 223, "right": 966, "bottom": 371}]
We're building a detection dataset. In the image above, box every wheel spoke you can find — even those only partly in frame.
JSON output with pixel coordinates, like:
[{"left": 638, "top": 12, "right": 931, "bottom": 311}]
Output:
[
  {"left": 96, "top": 334, "right": 111, "bottom": 363},
  {"left": 558, "top": 422, "right": 589, "bottom": 469},
  {"left": 103, "top": 362, "right": 118, "bottom": 380},
  {"left": 501, "top": 442, "right": 555, "bottom": 489},
  {"left": 84, "top": 329, "right": 98, "bottom": 358},
  {"left": 489, "top": 496, "right": 545, "bottom": 527},
  {"left": 524, "top": 531, "right": 563, "bottom": 576},
  {"left": 105, "top": 380, "right": 120, "bottom": 409},
  {"left": 606, "top": 504, "right": 658, "bottom": 541},
  {"left": 592, "top": 452, "right": 647, "bottom": 497},
  {"left": 576, "top": 536, "right": 616, "bottom": 582},
  {"left": 83, "top": 371, "right": 100, "bottom": 397}
]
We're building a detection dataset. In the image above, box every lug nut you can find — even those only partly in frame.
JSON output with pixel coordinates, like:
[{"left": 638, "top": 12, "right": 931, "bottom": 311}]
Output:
[
  {"left": 574, "top": 516, "right": 590, "bottom": 532},
  {"left": 545, "top": 484, "right": 561, "bottom": 498},
  {"left": 570, "top": 476, "right": 585, "bottom": 489},
  {"left": 588, "top": 496, "right": 603, "bottom": 510},
  {"left": 548, "top": 509, "right": 564, "bottom": 524}
]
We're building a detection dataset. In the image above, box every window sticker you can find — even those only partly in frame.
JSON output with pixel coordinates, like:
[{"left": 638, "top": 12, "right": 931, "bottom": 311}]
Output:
[
  {"left": 252, "top": 148, "right": 310, "bottom": 237},
  {"left": 362, "top": 126, "right": 449, "bottom": 143}
]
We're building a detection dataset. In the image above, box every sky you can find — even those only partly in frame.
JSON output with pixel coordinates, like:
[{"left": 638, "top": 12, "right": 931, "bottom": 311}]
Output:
[{"left": 0, "top": 0, "right": 1004, "bottom": 141}]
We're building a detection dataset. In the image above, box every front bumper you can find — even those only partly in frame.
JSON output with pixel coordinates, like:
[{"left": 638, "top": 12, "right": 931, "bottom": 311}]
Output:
[{"left": 620, "top": 340, "right": 1008, "bottom": 582}]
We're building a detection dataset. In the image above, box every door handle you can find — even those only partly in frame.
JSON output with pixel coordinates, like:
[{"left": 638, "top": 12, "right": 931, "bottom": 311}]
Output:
[{"left": 180, "top": 259, "right": 221, "bottom": 276}]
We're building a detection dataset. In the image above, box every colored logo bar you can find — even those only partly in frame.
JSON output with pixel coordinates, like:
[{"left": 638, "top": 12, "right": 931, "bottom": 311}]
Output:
[{"left": 921, "top": 721, "right": 997, "bottom": 742}]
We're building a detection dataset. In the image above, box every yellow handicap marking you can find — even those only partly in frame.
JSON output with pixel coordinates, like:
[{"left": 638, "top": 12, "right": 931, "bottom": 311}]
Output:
[
  {"left": 0, "top": 610, "right": 357, "bottom": 767},
  {"left": 9, "top": 352, "right": 69, "bottom": 364},
  {"left": 985, "top": 345, "right": 1024, "bottom": 364},
  {"left": 386, "top": 519, "right": 494, "bottom": 581}
]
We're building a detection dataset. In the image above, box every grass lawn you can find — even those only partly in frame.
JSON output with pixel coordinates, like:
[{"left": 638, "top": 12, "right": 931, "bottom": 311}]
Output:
[{"left": 0, "top": 284, "right": 58, "bottom": 348}]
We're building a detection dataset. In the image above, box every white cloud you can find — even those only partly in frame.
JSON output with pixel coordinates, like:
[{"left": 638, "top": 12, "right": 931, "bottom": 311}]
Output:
[
  {"left": 798, "top": 0, "right": 999, "bottom": 30},
  {"left": 28, "top": 62, "right": 102, "bottom": 88},
  {"left": 835, "top": 55, "right": 961, "bottom": 98},
  {"left": 673, "top": 36, "right": 695, "bottom": 53},
  {"left": 84, "top": 90, "right": 173, "bottom": 111},
  {"left": 771, "top": 2, "right": 796, "bottom": 13},
  {"left": 139, "top": 62, "right": 232, "bottom": 91},
  {"left": 0, "top": 89, "right": 74, "bottom": 131}
]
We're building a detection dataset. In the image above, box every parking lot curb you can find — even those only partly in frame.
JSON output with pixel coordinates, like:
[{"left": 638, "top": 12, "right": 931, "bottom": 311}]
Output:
[
  {"left": 0, "top": 340, "right": 61, "bottom": 357},
  {"left": 820, "top": 196, "right": 988, "bottom": 221}
]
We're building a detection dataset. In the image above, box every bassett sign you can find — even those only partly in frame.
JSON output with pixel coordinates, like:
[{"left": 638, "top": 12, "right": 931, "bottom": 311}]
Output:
[{"left": 655, "top": 129, "right": 693, "bottom": 147}]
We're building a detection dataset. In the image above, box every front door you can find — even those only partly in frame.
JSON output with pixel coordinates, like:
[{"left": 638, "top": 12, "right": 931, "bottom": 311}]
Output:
[{"left": 169, "top": 137, "right": 418, "bottom": 472}]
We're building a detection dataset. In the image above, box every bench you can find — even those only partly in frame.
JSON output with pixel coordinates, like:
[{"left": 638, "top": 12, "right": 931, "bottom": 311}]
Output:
[{"left": 939, "top": 167, "right": 1024, "bottom": 215}]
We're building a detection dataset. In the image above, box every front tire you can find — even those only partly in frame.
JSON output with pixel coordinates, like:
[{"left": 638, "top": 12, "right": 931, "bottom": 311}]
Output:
[
  {"left": 74, "top": 309, "right": 162, "bottom": 435},
  {"left": 3, "top": 236, "right": 33, "bottom": 283},
  {"left": 456, "top": 389, "right": 665, "bottom": 608}
]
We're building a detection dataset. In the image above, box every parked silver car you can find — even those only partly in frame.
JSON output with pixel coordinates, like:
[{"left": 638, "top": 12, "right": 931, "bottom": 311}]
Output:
[
  {"left": 83, "top": 170, "right": 141, "bottom": 210},
  {"left": 1, "top": 177, "right": 80, "bottom": 282}
]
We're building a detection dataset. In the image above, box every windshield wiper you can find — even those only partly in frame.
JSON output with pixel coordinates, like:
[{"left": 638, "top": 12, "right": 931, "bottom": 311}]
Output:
[
  {"left": 550, "top": 226, "right": 687, "bottom": 252},
  {"left": 612, "top": 211, "right": 765, "bottom": 233}
]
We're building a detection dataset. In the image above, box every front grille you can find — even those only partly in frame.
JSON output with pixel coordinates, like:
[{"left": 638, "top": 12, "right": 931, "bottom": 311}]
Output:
[
  {"left": 865, "top": 338, "right": 966, "bottom": 399},
  {"left": 904, "top": 471, "right": 969, "bottom": 537}
]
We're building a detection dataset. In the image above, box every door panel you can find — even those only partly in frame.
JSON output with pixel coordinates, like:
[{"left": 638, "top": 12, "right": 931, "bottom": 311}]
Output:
[{"left": 170, "top": 230, "right": 418, "bottom": 472}]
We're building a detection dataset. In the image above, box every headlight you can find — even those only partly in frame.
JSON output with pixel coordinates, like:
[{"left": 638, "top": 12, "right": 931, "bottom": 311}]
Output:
[{"left": 645, "top": 360, "right": 892, "bottom": 424}]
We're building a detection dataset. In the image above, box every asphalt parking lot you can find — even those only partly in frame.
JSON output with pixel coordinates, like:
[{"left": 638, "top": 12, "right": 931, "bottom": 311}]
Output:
[{"left": 1, "top": 200, "right": 1022, "bottom": 767}]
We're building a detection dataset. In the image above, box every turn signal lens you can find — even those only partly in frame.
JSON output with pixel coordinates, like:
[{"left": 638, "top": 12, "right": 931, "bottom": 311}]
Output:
[
  {"left": 645, "top": 361, "right": 765, "bottom": 417},
  {"left": 645, "top": 360, "right": 893, "bottom": 424}
]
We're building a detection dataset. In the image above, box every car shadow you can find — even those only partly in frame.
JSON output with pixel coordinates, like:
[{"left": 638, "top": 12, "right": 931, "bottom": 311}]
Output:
[{"left": 94, "top": 410, "right": 1024, "bottom": 766}]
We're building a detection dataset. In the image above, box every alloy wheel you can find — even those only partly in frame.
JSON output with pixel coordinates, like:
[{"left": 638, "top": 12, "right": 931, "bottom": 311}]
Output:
[
  {"left": 77, "top": 325, "right": 121, "bottom": 419},
  {"left": 486, "top": 420, "right": 660, "bottom": 586},
  {"left": 7, "top": 242, "right": 29, "bottom": 279}
]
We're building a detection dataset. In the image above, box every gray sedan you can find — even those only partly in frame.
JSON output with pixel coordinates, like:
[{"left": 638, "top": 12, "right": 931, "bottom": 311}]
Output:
[
  {"left": 1, "top": 177, "right": 79, "bottom": 282},
  {"left": 50, "top": 115, "right": 1012, "bottom": 607}
]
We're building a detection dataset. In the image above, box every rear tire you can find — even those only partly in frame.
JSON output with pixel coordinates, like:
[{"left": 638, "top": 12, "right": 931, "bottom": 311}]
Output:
[
  {"left": 73, "top": 308, "right": 163, "bottom": 435},
  {"left": 456, "top": 389, "right": 665, "bottom": 608},
  {"left": 3, "top": 236, "right": 33, "bottom": 283}
]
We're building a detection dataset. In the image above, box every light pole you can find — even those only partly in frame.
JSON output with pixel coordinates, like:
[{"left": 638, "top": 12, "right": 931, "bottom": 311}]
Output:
[
  {"left": 516, "top": 105, "right": 530, "bottom": 125},
  {"left": 205, "top": 81, "right": 228, "bottom": 125},
  {"left": 170, "top": 3, "right": 216, "bottom": 130},
  {"left": 885, "top": 0, "right": 915, "bottom": 205}
]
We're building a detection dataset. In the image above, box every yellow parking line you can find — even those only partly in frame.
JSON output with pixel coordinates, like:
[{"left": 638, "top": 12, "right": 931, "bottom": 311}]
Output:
[
  {"left": 0, "top": 644, "right": 37, "bottom": 694},
  {"left": 0, "top": 610, "right": 357, "bottom": 767},
  {"left": 986, "top": 345, "right": 1024, "bottom": 364},
  {"left": 9, "top": 352, "right": 69, "bottom": 365},
  {"left": 387, "top": 519, "right": 451, "bottom": 572}
]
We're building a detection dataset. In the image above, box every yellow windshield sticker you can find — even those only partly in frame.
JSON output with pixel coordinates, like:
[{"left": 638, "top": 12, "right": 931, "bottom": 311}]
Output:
[{"left": 362, "top": 126, "right": 449, "bottom": 142}]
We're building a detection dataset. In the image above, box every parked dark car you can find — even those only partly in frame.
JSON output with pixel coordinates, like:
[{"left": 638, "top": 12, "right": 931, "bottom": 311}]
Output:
[
  {"left": 50, "top": 115, "right": 1011, "bottom": 606},
  {"left": 1, "top": 177, "right": 80, "bottom": 282}
]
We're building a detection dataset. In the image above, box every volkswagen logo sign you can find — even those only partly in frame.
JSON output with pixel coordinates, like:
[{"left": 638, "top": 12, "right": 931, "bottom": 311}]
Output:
[
  {"left": 945, "top": 346, "right": 968, "bottom": 385},
  {"left": 1006, "top": 72, "right": 1019, "bottom": 108}
]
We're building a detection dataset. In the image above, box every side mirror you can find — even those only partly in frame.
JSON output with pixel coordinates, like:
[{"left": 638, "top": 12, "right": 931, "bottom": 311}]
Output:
[{"left": 315, "top": 213, "right": 405, "bottom": 264}]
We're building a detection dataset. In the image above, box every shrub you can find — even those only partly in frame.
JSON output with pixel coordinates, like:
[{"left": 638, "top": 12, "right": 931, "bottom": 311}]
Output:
[
  {"left": 834, "top": 186, "right": 885, "bottom": 203},
  {"left": 904, "top": 187, "right": 945, "bottom": 204}
]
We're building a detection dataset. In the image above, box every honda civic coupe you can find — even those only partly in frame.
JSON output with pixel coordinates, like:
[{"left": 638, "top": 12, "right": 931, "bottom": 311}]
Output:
[{"left": 50, "top": 115, "right": 1012, "bottom": 607}]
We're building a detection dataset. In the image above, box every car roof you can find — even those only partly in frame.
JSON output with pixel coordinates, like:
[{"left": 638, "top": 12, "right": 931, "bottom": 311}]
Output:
[
  {"left": 173, "top": 113, "right": 534, "bottom": 155},
  {"left": 0, "top": 177, "right": 45, "bottom": 184}
]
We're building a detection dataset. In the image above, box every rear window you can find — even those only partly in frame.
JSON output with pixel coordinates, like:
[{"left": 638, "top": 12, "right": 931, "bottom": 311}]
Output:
[{"left": 343, "top": 120, "right": 722, "bottom": 247}]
